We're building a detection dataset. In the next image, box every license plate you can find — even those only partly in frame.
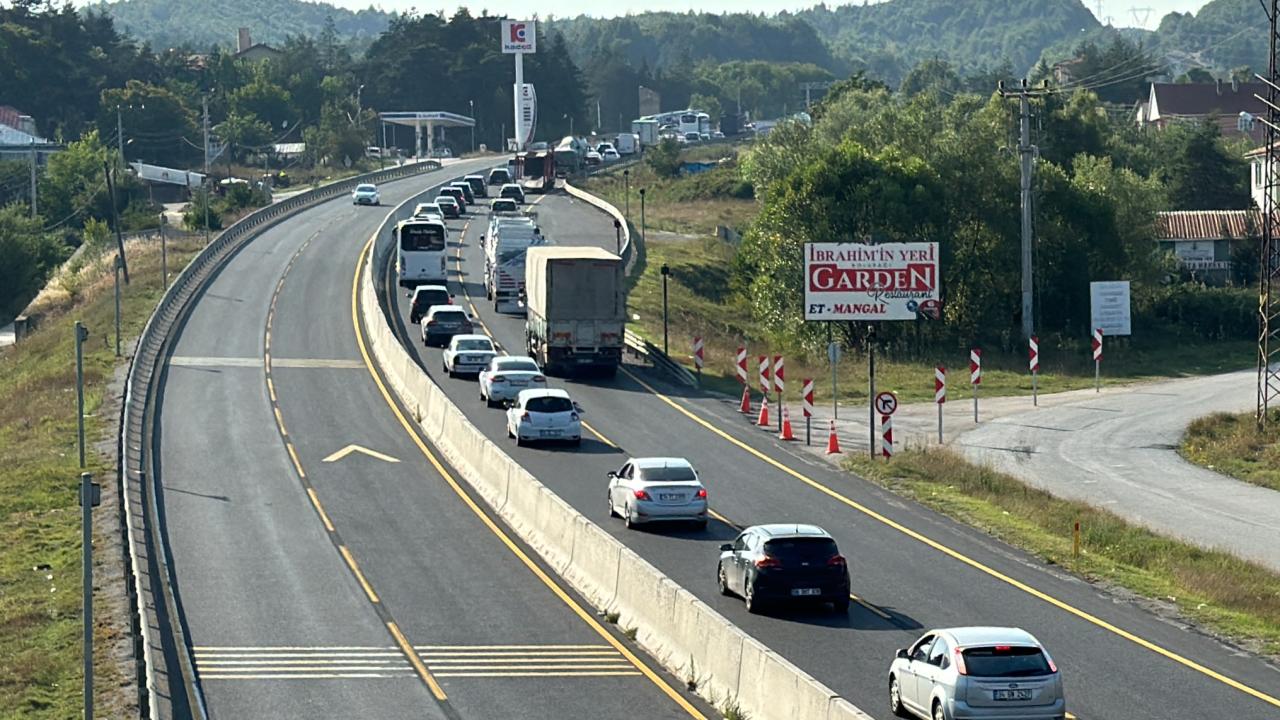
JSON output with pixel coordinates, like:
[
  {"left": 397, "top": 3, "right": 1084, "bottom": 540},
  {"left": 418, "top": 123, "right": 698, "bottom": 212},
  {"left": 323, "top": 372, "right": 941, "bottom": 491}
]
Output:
[
  {"left": 993, "top": 689, "right": 1032, "bottom": 701},
  {"left": 660, "top": 493, "right": 681, "bottom": 502},
  {"left": 576, "top": 357, "right": 593, "bottom": 363},
  {"left": 790, "top": 588, "right": 821, "bottom": 597},
  {"left": 510, "top": 381, "right": 527, "bottom": 386},
  {"left": 538, "top": 430, "right": 560, "bottom": 437}
]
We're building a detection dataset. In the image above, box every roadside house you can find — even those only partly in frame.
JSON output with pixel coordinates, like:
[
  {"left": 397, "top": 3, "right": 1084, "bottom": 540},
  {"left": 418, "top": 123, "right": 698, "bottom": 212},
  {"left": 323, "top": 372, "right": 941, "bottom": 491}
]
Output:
[
  {"left": 1135, "top": 80, "right": 1267, "bottom": 142},
  {"left": 1155, "top": 210, "right": 1257, "bottom": 285}
]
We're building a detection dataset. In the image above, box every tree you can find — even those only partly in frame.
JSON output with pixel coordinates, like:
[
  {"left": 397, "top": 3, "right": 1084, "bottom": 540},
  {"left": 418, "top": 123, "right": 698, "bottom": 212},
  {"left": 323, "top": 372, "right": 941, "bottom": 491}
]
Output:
[
  {"left": 646, "top": 138, "right": 682, "bottom": 178},
  {"left": 38, "top": 130, "right": 112, "bottom": 229},
  {"left": 217, "top": 112, "right": 272, "bottom": 162},
  {"left": 1154, "top": 120, "right": 1250, "bottom": 210},
  {"left": 228, "top": 74, "right": 294, "bottom": 133},
  {"left": 98, "top": 81, "right": 198, "bottom": 166},
  {"left": 0, "top": 204, "right": 67, "bottom": 319},
  {"left": 899, "top": 58, "right": 960, "bottom": 97}
]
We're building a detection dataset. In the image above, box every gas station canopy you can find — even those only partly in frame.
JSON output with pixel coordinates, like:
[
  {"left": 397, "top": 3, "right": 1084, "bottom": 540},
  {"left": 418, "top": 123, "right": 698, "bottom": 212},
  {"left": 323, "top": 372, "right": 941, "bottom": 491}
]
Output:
[{"left": 379, "top": 111, "right": 475, "bottom": 157}]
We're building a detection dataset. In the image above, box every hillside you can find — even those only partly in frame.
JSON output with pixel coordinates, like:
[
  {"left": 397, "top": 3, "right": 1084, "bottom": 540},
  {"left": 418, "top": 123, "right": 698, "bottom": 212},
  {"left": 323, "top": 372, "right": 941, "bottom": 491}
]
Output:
[
  {"left": 1149, "top": 0, "right": 1266, "bottom": 75},
  {"left": 89, "top": 0, "right": 394, "bottom": 50}
]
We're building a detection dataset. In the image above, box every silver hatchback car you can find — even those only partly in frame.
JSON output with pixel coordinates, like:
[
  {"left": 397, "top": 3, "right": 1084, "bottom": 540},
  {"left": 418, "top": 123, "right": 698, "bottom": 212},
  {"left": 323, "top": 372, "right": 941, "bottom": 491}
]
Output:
[{"left": 889, "top": 627, "right": 1065, "bottom": 720}]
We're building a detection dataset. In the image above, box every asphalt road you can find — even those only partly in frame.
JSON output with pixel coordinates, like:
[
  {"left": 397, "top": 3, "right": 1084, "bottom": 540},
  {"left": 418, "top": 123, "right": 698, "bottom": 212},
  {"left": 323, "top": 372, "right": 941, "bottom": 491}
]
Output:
[
  {"left": 156, "top": 162, "right": 713, "bottom": 720},
  {"left": 384, "top": 190, "right": 1280, "bottom": 720},
  {"left": 953, "top": 370, "right": 1280, "bottom": 572}
]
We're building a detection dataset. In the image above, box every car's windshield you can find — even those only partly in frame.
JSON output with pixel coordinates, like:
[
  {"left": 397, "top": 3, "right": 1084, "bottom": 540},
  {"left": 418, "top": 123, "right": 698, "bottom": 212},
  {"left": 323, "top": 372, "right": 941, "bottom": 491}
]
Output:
[
  {"left": 497, "top": 359, "right": 539, "bottom": 373},
  {"left": 356, "top": 184, "right": 375, "bottom": 192},
  {"left": 961, "top": 646, "right": 1053, "bottom": 677},
  {"left": 455, "top": 339, "right": 492, "bottom": 352},
  {"left": 526, "top": 396, "right": 574, "bottom": 413}
]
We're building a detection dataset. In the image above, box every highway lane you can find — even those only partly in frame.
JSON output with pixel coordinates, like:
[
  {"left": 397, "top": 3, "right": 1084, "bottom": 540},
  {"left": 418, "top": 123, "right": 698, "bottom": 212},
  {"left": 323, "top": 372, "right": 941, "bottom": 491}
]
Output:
[
  {"left": 386, "top": 191, "right": 1280, "bottom": 720},
  {"left": 158, "top": 162, "right": 712, "bottom": 719}
]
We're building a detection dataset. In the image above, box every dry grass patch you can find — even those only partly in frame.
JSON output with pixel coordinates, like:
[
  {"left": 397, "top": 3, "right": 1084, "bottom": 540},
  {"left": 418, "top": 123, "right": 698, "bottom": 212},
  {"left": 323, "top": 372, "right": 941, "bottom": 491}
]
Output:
[{"left": 1181, "top": 411, "right": 1280, "bottom": 492}]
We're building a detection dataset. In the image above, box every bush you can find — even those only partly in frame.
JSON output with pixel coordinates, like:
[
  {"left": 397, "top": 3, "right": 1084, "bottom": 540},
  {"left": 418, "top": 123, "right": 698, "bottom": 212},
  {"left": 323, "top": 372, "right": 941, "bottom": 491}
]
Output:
[
  {"left": 646, "top": 138, "right": 682, "bottom": 178},
  {"left": 1138, "top": 283, "right": 1256, "bottom": 341},
  {"left": 0, "top": 205, "right": 69, "bottom": 320},
  {"left": 183, "top": 189, "right": 222, "bottom": 231}
]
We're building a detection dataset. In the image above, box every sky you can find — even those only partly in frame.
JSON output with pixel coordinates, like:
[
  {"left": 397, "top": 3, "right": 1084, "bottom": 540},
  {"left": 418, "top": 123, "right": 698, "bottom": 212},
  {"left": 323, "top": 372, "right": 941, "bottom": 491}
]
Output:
[{"left": 266, "top": 0, "right": 1212, "bottom": 29}]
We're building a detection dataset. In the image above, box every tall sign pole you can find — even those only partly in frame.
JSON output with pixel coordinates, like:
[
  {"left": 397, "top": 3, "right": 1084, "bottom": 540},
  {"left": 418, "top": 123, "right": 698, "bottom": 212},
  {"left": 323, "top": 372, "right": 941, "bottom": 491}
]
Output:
[{"left": 501, "top": 20, "right": 537, "bottom": 152}]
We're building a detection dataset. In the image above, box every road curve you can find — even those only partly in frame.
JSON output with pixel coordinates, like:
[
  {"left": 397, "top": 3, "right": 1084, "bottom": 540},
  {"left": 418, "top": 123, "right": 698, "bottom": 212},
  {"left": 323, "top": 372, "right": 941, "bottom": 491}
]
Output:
[
  {"left": 156, "top": 162, "right": 713, "bottom": 720},
  {"left": 954, "top": 370, "right": 1280, "bottom": 572},
  {"left": 383, "top": 190, "right": 1280, "bottom": 720}
]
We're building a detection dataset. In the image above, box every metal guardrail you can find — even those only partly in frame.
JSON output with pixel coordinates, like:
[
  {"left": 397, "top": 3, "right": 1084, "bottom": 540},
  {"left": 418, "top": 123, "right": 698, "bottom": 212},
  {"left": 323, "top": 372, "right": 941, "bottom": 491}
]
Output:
[
  {"left": 119, "top": 159, "right": 441, "bottom": 719},
  {"left": 623, "top": 329, "right": 698, "bottom": 387}
]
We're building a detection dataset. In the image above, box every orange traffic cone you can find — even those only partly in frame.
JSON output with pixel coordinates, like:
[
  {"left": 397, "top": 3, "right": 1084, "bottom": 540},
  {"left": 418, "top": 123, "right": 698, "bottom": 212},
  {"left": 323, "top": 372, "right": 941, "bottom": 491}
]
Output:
[
  {"left": 756, "top": 397, "right": 770, "bottom": 427},
  {"left": 825, "top": 419, "right": 841, "bottom": 454},
  {"left": 739, "top": 385, "right": 752, "bottom": 414},
  {"left": 779, "top": 406, "right": 795, "bottom": 441}
]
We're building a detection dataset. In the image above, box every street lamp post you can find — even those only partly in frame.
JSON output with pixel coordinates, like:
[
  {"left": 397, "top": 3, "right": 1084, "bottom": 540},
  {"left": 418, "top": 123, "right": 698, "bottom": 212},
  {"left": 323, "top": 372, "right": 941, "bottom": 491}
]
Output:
[
  {"left": 470, "top": 100, "right": 476, "bottom": 153},
  {"left": 661, "top": 263, "right": 670, "bottom": 357},
  {"left": 639, "top": 188, "right": 646, "bottom": 248},
  {"left": 613, "top": 218, "right": 622, "bottom": 254},
  {"left": 356, "top": 85, "right": 365, "bottom": 127},
  {"left": 623, "top": 169, "right": 630, "bottom": 221}
]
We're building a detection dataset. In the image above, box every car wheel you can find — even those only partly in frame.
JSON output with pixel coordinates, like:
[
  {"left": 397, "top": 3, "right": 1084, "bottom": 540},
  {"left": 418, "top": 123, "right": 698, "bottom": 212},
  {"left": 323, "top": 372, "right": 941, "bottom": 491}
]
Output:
[
  {"left": 515, "top": 435, "right": 525, "bottom": 447},
  {"left": 623, "top": 504, "right": 636, "bottom": 530},
  {"left": 570, "top": 437, "right": 581, "bottom": 447},
  {"left": 744, "top": 579, "right": 763, "bottom": 614},
  {"left": 695, "top": 518, "right": 709, "bottom": 531},
  {"left": 717, "top": 564, "right": 732, "bottom": 596},
  {"left": 608, "top": 492, "right": 619, "bottom": 518},
  {"left": 890, "top": 676, "right": 909, "bottom": 718},
  {"left": 833, "top": 595, "right": 850, "bottom": 615},
  {"left": 932, "top": 699, "right": 945, "bottom": 720},
  {"left": 507, "top": 424, "right": 514, "bottom": 439}
]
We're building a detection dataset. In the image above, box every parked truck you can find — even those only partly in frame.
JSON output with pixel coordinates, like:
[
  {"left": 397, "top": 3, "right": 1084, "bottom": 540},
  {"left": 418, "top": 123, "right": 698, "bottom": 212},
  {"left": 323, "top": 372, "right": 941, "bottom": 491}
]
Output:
[
  {"left": 485, "top": 215, "right": 545, "bottom": 313},
  {"left": 524, "top": 246, "right": 625, "bottom": 376}
]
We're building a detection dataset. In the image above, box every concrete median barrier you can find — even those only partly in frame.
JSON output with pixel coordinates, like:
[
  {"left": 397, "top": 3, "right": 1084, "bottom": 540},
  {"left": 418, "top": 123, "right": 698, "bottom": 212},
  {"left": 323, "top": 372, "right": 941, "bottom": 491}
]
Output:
[{"left": 359, "top": 181, "right": 874, "bottom": 720}]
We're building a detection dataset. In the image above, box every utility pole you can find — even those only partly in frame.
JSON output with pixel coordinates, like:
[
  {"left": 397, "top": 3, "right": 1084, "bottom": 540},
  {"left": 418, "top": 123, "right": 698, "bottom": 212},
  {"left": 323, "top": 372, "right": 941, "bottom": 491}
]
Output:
[
  {"left": 202, "top": 95, "right": 210, "bottom": 245},
  {"left": 116, "top": 106, "right": 124, "bottom": 163},
  {"left": 29, "top": 138, "right": 37, "bottom": 218},
  {"left": 470, "top": 100, "right": 476, "bottom": 152},
  {"left": 998, "top": 78, "right": 1048, "bottom": 342},
  {"left": 103, "top": 163, "right": 129, "bottom": 284},
  {"left": 80, "top": 471, "right": 100, "bottom": 720},
  {"left": 1256, "top": 0, "right": 1280, "bottom": 429},
  {"left": 799, "top": 81, "right": 833, "bottom": 110}
]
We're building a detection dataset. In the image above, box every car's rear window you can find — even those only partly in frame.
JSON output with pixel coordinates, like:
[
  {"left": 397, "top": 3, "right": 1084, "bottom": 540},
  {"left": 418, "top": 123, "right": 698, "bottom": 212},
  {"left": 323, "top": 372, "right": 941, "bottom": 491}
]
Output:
[
  {"left": 432, "top": 309, "right": 466, "bottom": 321},
  {"left": 493, "top": 201, "right": 517, "bottom": 212},
  {"left": 526, "top": 396, "right": 573, "bottom": 413},
  {"left": 413, "top": 290, "right": 449, "bottom": 308},
  {"left": 762, "top": 537, "right": 838, "bottom": 562},
  {"left": 455, "top": 339, "right": 492, "bottom": 351},
  {"left": 497, "top": 359, "right": 539, "bottom": 373},
  {"left": 961, "top": 646, "right": 1053, "bottom": 677},
  {"left": 641, "top": 467, "right": 696, "bottom": 482}
]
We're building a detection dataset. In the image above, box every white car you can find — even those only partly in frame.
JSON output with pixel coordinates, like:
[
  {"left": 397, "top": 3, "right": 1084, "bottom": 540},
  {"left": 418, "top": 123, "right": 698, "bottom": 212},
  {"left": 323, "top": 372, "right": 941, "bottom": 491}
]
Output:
[
  {"left": 352, "top": 183, "right": 380, "bottom": 205},
  {"left": 499, "top": 183, "right": 525, "bottom": 204},
  {"left": 585, "top": 150, "right": 602, "bottom": 165},
  {"left": 479, "top": 356, "right": 547, "bottom": 407},
  {"left": 607, "top": 457, "right": 708, "bottom": 529},
  {"left": 412, "top": 202, "right": 442, "bottom": 219},
  {"left": 443, "top": 335, "right": 497, "bottom": 378},
  {"left": 506, "top": 388, "right": 582, "bottom": 447},
  {"left": 601, "top": 148, "right": 620, "bottom": 162}
]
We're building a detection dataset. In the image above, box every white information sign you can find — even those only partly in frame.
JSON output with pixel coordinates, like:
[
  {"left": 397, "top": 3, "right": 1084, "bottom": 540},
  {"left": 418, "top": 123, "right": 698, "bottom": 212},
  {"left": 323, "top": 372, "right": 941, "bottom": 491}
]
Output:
[
  {"left": 804, "top": 242, "right": 941, "bottom": 321},
  {"left": 1089, "top": 281, "right": 1132, "bottom": 337},
  {"left": 501, "top": 20, "right": 536, "bottom": 53}
]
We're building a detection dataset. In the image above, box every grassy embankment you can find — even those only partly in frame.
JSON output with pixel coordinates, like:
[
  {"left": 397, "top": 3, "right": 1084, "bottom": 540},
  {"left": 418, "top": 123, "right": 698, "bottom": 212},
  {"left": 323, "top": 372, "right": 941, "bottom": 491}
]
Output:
[
  {"left": 0, "top": 236, "right": 202, "bottom": 718},
  {"left": 1181, "top": 411, "right": 1280, "bottom": 492},
  {"left": 847, "top": 449, "right": 1280, "bottom": 655}
]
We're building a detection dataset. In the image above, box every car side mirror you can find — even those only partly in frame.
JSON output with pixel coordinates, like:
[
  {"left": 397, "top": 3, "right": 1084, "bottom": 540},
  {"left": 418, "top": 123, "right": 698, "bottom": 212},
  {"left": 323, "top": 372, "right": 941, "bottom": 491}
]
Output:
[
  {"left": 896, "top": 649, "right": 909, "bottom": 660},
  {"left": 719, "top": 543, "right": 733, "bottom": 553},
  {"left": 606, "top": 471, "right": 617, "bottom": 479},
  {"left": 573, "top": 402, "right": 584, "bottom": 415}
]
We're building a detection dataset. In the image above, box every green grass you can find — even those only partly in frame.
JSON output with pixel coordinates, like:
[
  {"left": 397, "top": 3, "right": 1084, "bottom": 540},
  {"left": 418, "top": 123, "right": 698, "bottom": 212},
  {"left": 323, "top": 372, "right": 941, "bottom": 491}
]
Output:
[
  {"left": 1181, "top": 411, "right": 1280, "bottom": 492},
  {"left": 626, "top": 233, "right": 1255, "bottom": 405},
  {"left": 581, "top": 156, "right": 758, "bottom": 237},
  {"left": 0, "top": 237, "right": 202, "bottom": 718},
  {"left": 847, "top": 449, "right": 1280, "bottom": 654}
]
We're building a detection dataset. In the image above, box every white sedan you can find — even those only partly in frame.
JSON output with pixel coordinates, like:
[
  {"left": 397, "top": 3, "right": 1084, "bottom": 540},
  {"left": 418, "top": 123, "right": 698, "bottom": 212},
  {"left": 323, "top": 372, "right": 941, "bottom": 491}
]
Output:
[
  {"left": 443, "top": 335, "right": 497, "bottom": 378},
  {"left": 412, "top": 202, "right": 442, "bottom": 220},
  {"left": 479, "top": 356, "right": 547, "bottom": 407},
  {"left": 352, "top": 183, "right": 380, "bottom": 205},
  {"left": 607, "top": 457, "right": 708, "bottom": 529},
  {"left": 507, "top": 388, "right": 582, "bottom": 447},
  {"left": 601, "top": 148, "right": 620, "bottom": 162}
]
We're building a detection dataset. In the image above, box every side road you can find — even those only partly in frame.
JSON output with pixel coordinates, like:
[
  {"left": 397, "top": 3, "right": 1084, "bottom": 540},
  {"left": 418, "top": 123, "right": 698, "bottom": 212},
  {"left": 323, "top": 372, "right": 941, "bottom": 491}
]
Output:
[{"left": 745, "top": 368, "right": 1280, "bottom": 573}]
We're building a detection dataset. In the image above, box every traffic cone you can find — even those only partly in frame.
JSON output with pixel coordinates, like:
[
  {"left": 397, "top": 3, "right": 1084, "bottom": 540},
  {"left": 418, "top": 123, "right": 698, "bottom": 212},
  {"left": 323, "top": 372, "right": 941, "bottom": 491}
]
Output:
[
  {"left": 756, "top": 397, "right": 770, "bottom": 427},
  {"left": 739, "top": 385, "right": 752, "bottom": 414},
  {"left": 779, "top": 406, "right": 795, "bottom": 441},
  {"left": 825, "top": 419, "right": 841, "bottom": 454}
]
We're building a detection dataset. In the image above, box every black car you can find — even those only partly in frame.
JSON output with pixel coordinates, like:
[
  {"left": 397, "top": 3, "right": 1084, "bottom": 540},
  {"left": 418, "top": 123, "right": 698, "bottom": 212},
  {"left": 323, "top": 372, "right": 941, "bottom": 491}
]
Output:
[
  {"left": 487, "top": 168, "right": 511, "bottom": 186},
  {"left": 440, "top": 186, "right": 468, "bottom": 213},
  {"left": 450, "top": 181, "right": 475, "bottom": 204},
  {"left": 464, "top": 175, "right": 488, "bottom": 198},
  {"left": 409, "top": 284, "right": 453, "bottom": 324},
  {"left": 717, "top": 524, "right": 849, "bottom": 614},
  {"left": 421, "top": 306, "right": 474, "bottom": 347}
]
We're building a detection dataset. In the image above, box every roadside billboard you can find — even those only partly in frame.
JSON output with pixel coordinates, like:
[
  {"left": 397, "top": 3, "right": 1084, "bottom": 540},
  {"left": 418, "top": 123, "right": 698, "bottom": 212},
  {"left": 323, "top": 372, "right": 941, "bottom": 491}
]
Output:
[
  {"left": 803, "top": 242, "right": 941, "bottom": 321},
  {"left": 501, "top": 20, "right": 536, "bottom": 53},
  {"left": 515, "top": 83, "right": 537, "bottom": 147},
  {"left": 1089, "top": 280, "right": 1132, "bottom": 336}
]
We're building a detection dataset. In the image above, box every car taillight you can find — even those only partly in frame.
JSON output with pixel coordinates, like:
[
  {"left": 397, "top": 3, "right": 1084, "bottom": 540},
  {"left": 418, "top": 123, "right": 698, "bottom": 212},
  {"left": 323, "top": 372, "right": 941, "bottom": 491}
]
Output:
[
  {"left": 953, "top": 648, "right": 968, "bottom": 676},
  {"left": 520, "top": 412, "right": 530, "bottom": 421},
  {"left": 633, "top": 489, "right": 651, "bottom": 500},
  {"left": 695, "top": 488, "right": 707, "bottom": 499},
  {"left": 532, "top": 375, "right": 545, "bottom": 382},
  {"left": 827, "top": 554, "right": 847, "bottom": 567},
  {"left": 426, "top": 320, "right": 436, "bottom": 326},
  {"left": 491, "top": 375, "right": 507, "bottom": 383},
  {"left": 755, "top": 556, "right": 781, "bottom": 569},
  {"left": 570, "top": 413, "right": 579, "bottom": 421},
  {"left": 1047, "top": 655, "right": 1058, "bottom": 673}
]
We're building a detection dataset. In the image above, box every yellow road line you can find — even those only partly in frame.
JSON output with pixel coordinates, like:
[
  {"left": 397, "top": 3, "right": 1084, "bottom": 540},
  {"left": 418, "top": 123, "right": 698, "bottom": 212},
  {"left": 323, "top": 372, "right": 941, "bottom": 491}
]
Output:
[
  {"left": 338, "top": 545, "right": 380, "bottom": 604},
  {"left": 285, "top": 442, "right": 306, "bottom": 478},
  {"left": 353, "top": 238, "right": 706, "bottom": 719},
  {"left": 273, "top": 406, "right": 286, "bottom": 433},
  {"left": 707, "top": 508, "right": 735, "bottom": 526},
  {"left": 388, "top": 621, "right": 448, "bottom": 700},
  {"left": 619, "top": 368, "right": 1280, "bottom": 710},
  {"left": 580, "top": 420, "right": 617, "bottom": 448},
  {"left": 415, "top": 644, "right": 612, "bottom": 650},
  {"left": 433, "top": 671, "right": 641, "bottom": 678},
  {"left": 266, "top": 376, "right": 277, "bottom": 402},
  {"left": 305, "top": 489, "right": 335, "bottom": 532}
]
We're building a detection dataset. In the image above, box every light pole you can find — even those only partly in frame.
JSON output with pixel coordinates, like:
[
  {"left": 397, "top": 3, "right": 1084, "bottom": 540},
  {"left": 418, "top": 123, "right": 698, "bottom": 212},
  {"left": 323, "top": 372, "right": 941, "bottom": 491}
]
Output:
[
  {"left": 113, "top": 256, "right": 122, "bottom": 357},
  {"left": 564, "top": 113, "right": 574, "bottom": 138},
  {"left": 661, "top": 263, "right": 670, "bottom": 357},
  {"left": 613, "top": 218, "right": 622, "bottom": 254},
  {"left": 80, "top": 470, "right": 99, "bottom": 720},
  {"left": 623, "top": 168, "right": 630, "bottom": 221},
  {"left": 639, "top": 187, "right": 646, "bottom": 248},
  {"left": 470, "top": 100, "right": 476, "bottom": 153},
  {"left": 356, "top": 84, "right": 365, "bottom": 127},
  {"left": 74, "top": 321, "right": 88, "bottom": 468}
]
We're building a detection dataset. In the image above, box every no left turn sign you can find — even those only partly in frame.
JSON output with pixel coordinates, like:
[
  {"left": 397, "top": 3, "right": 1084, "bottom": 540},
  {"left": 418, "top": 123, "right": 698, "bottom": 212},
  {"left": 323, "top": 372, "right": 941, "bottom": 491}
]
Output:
[{"left": 874, "top": 391, "right": 898, "bottom": 416}]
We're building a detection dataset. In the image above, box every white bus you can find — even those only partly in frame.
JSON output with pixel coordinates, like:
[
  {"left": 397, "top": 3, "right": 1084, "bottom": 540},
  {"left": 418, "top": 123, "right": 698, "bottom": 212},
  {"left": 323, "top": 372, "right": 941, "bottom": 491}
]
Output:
[
  {"left": 395, "top": 217, "right": 448, "bottom": 287},
  {"left": 676, "top": 112, "right": 713, "bottom": 140}
]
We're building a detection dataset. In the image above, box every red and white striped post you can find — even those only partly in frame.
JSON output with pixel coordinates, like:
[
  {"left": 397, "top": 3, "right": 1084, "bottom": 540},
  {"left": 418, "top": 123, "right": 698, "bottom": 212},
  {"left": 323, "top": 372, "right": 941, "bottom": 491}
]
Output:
[
  {"left": 758, "top": 355, "right": 770, "bottom": 398},
  {"left": 692, "top": 336, "right": 704, "bottom": 383},
  {"left": 882, "top": 414, "right": 894, "bottom": 458},
  {"left": 1092, "top": 328, "right": 1103, "bottom": 393},
  {"left": 1029, "top": 335, "right": 1040, "bottom": 406},
  {"left": 935, "top": 366, "right": 946, "bottom": 443},
  {"left": 773, "top": 355, "right": 785, "bottom": 432},
  {"left": 735, "top": 346, "right": 748, "bottom": 385},
  {"left": 802, "top": 378, "right": 815, "bottom": 445},
  {"left": 970, "top": 348, "right": 982, "bottom": 422}
]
